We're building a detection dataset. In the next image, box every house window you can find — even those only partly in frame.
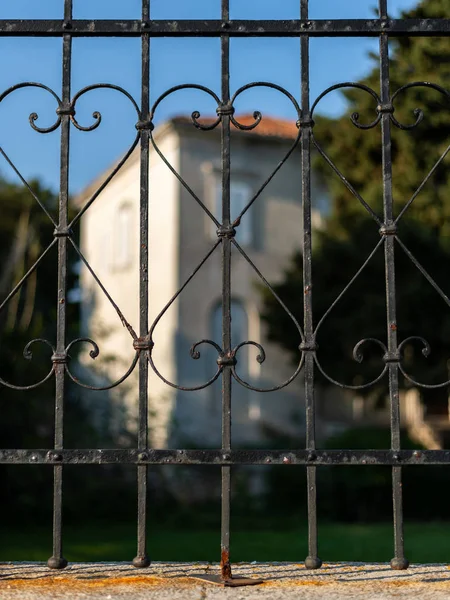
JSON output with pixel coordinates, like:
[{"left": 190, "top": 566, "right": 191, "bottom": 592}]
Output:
[
  {"left": 114, "top": 204, "right": 132, "bottom": 270},
  {"left": 211, "top": 299, "right": 249, "bottom": 358},
  {"left": 213, "top": 181, "right": 253, "bottom": 246},
  {"left": 210, "top": 299, "right": 249, "bottom": 403},
  {"left": 100, "top": 229, "right": 110, "bottom": 273},
  {"left": 210, "top": 300, "right": 262, "bottom": 423}
]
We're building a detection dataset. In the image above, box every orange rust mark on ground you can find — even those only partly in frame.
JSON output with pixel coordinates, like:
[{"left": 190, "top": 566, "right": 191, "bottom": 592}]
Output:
[
  {"left": 2, "top": 570, "right": 449, "bottom": 590},
  {"left": 263, "top": 580, "right": 327, "bottom": 587},
  {"left": 2, "top": 577, "right": 448, "bottom": 591},
  {"left": 262, "top": 578, "right": 448, "bottom": 588},
  {"left": 0, "top": 575, "right": 196, "bottom": 590},
  {"left": 290, "top": 581, "right": 328, "bottom": 587}
]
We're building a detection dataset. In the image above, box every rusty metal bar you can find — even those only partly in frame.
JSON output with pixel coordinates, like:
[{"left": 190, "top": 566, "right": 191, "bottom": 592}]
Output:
[
  {"left": 47, "top": 0, "right": 72, "bottom": 572},
  {"left": 300, "top": 0, "right": 322, "bottom": 573},
  {"left": 378, "top": 0, "right": 408, "bottom": 572},
  {"left": 0, "top": 0, "right": 449, "bottom": 578},
  {"left": 132, "top": 0, "right": 151, "bottom": 571},
  {"left": 0, "top": 448, "right": 446, "bottom": 465},
  {"left": 0, "top": 19, "right": 449, "bottom": 37},
  {"left": 219, "top": 0, "right": 233, "bottom": 583}
]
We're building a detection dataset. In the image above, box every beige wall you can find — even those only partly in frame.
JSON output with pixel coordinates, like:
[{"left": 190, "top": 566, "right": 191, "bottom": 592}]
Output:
[
  {"left": 79, "top": 150, "right": 141, "bottom": 433},
  {"left": 171, "top": 128, "right": 318, "bottom": 446},
  {"left": 79, "top": 121, "right": 329, "bottom": 448},
  {"left": 147, "top": 129, "right": 181, "bottom": 447},
  {"left": 79, "top": 127, "right": 181, "bottom": 446}
]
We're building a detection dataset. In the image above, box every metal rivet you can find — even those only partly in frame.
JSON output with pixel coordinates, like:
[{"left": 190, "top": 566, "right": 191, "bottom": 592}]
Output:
[
  {"left": 217, "top": 352, "right": 237, "bottom": 367},
  {"left": 135, "top": 120, "right": 154, "bottom": 132},
  {"left": 47, "top": 452, "right": 62, "bottom": 463}
]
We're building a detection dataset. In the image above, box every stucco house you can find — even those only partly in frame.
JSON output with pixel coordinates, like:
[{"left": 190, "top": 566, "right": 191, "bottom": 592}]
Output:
[{"left": 75, "top": 114, "right": 333, "bottom": 448}]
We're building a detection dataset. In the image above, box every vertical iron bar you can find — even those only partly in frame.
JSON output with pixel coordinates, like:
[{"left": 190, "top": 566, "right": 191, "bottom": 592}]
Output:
[
  {"left": 133, "top": 0, "right": 151, "bottom": 569},
  {"left": 379, "top": 0, "right": 409, "bottom": 570},
  {"left": 379, "top": 0, "right": 388, "bottom": 18},
  {"left": 301, "top": 0, "right": 321, "bottom": 571},
  {"left": 47, "top": 0, "right": 72, "bottom": 570},
  {"left": 220, "top": 0, "right": 232, "bottom": 582}
]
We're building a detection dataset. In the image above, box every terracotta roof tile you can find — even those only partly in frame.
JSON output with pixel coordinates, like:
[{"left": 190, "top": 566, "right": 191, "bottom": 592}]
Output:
[
  {"left": 172, "top": 114, "right": 299, "bottom": 140},
  {"left": 74, "top": 114, "right": 298, "bottom": 206}
]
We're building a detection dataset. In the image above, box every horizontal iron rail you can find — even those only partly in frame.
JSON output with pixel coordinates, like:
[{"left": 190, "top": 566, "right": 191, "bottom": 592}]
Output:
[
  {"left": 1, "top": 449, "right": 448, "bottom": 465},
  {"left": 0, "top": 19, "right": 449, "bottom": 37}
]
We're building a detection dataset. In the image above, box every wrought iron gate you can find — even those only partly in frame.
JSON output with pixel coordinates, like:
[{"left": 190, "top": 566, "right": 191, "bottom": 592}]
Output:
[{"left": 0, "top": 0, "right": 450, "bottom": 585}]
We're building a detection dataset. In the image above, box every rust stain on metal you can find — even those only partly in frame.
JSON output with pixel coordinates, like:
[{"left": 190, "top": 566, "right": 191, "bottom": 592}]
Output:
[{"left": 221, "top": 550, "right": 232, "bottom": 580}]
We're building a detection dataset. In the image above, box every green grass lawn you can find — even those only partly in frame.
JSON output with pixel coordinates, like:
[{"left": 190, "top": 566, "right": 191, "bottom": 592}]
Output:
[{"left": 1, "top": 522, "right": 449, "bottom": 564}]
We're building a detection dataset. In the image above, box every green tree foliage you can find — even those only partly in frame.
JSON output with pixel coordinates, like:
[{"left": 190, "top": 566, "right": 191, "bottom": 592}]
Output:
[
  {"left": 264, "top": 427, "right": 450, "bottom": 522},
  {"left": 0, "top": 176, "right": 109, "bottom": 520},
  {"left": 0, "top": 177, "right": 142, "bottom": 525},
  {"left": 314, "top": 0, "right": 450, "bottom": 235},
  {"left": 0, "top": 177, "right": 82, "bottom": 444},
  {"left": 261, "top": 0, "right": 450, "bottom": 405}
]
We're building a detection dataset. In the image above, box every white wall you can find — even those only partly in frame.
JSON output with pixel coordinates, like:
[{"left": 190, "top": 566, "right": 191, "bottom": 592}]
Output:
[
  {"left": 78, "top": 121, "right": 328, "bottom": 449},
  {"left": 79, "top": 127, "right": 182, "bottom": 447},
  {"left": 171, "top": 127, "right": 313, "bottom": 446}
]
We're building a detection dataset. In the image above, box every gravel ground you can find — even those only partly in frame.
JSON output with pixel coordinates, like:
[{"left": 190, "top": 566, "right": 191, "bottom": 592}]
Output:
[{"left": 1, "top": 562, "right": 449, "bottom": 599}]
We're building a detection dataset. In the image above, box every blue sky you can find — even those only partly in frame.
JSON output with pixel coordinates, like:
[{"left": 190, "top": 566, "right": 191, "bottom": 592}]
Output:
[{"left": 0, "top": 0, "right": 418, "bottom": 193}]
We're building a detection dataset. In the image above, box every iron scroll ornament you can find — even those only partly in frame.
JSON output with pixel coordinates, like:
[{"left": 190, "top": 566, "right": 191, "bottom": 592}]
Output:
[
  {"left": 2, "top": 80, "right": 449, "bottom": 393},
  {"left": 0, "top": 82, "right": 143, "bottom": 391},
  {"left": 0, "top": 82, "right": 64, "bottom": 134},
  {"left": 0, "top": 339, "right": 56, "bottom": 391},
  {"left": 0, "top": 83, "right": 62, "bottom": 390},
  {"left": 0, "top": 338, "right": 138, "bottom": 393},
  {"left": 63, "top": 84, "right": 142, "bottom": 390},
  {"left": 147, "top": 82, "right": 306, "bottom": 392},
  {"left": 397, "top": 337, "right": 450, "bottom": 390},
  {"left": 308, "top": 80, "right": 450, "bottom": 391},
  {"left": 310, "top": 80, "right": 450, "bottom": 133},
  {"left": 310, "top": 81, "right": 450, "bottom": 226},
  {"left": 64, "top": 338, "right": 140, "bottom": 391}
]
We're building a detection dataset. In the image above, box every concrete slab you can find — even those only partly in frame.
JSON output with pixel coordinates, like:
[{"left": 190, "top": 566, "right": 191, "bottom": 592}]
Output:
[{"left": 0, "top": 562, "right": 449, "bottom": 599}]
